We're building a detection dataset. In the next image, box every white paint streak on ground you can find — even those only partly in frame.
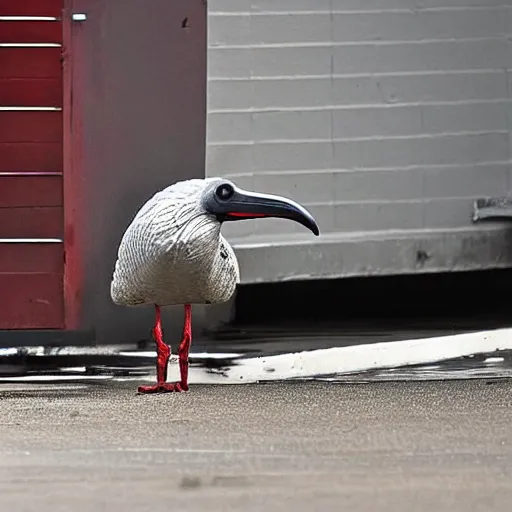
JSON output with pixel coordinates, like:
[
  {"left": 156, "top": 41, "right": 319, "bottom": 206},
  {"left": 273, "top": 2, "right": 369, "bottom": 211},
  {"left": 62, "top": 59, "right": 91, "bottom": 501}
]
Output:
[
  {"left": 0, "top": 348, "right": 18, "bottom": 356},
  {"left": 118, "top": 351, "right": 156, "bottom": 358},
  {"left": 484, "top": 357, "right": 505, "bottom": 363},
  {"left": 157, "top": 327, "right": 512, "bottom": 385}
]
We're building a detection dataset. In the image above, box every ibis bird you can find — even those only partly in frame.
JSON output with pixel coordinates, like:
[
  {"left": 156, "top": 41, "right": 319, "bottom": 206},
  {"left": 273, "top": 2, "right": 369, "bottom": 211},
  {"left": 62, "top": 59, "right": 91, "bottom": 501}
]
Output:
[{"left": 111, "top": 177, "right": 319, "bottom": 393}]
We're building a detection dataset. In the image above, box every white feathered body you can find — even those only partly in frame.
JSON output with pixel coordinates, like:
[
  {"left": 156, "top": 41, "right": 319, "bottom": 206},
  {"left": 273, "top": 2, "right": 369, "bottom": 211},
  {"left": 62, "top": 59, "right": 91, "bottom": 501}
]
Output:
[{"left": 111, "top": 179, "right": 240, "bottom": 307}]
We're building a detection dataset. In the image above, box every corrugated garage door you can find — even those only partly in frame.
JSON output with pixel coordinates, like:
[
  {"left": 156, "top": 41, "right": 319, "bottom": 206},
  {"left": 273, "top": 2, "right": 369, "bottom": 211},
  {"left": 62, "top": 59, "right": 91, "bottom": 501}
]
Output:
[
  {"left": 206, "top": 0, "right": 512, "bottom": 284},
  {"left": 0, "top": 0, "right": 64, "bottom": 328}
]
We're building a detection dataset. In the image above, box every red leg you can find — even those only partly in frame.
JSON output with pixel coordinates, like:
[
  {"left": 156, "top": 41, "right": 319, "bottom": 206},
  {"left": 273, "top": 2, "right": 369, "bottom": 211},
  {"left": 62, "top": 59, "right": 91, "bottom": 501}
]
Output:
[
  {"left": 137, "top": 304, "right": 192, "bottom": 394},
  {"left": 177, "top": 304, "right": 192, "bottom": 391},
  {"left": 138, "top": 304, "right": 179, "bottom": 394}
]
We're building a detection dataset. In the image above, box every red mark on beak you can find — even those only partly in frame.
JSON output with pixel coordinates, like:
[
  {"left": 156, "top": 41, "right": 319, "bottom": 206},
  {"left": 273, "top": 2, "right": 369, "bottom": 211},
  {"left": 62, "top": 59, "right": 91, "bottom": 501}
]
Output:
[{"left": 227, "top": 212, "right": 268, "bottom": 218}]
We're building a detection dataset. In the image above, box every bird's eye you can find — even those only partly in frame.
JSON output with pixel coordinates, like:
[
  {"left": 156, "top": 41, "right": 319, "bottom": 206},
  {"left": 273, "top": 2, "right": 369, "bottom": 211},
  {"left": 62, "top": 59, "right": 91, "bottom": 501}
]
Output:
[{"left": 215, "top": 183, "right": 234, "bottom": 200}]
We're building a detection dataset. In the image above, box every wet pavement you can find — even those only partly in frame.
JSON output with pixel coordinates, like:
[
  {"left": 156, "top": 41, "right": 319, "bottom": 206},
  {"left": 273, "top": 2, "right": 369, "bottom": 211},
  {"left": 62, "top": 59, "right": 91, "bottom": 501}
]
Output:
[
  {"left": 3, "top": 315, "right": 512, "bottom": 381},
  {"left": 2, "top": 339, "right": 512, "bottom": 384},
  {"left": 1, "top": 379, "right": 512, "bottom": 511}
]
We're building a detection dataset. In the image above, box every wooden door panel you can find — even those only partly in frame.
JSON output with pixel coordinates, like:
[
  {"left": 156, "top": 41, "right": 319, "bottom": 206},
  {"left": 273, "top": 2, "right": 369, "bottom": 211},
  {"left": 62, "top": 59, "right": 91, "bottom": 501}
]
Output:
[
  {"left": 0, "top": 21, "right": 62, "bottom": 44},
  {"left": 0, "top": 0, "right": 63, "bottom": 17},
  {"left": 0, "top": 78, "right": 62, "bottom": 107},
  {"left": 0, "top": 111, "right": 62, "bottom": 142},
  {"left": 0, "top": 142, "right": 62, "bottom": 172},
  {"left": 0, "top": 243, "right": 63, "bottom": 273},
  {"left": 0, "top": 176, "right": 63, "bottom": 208},
  {"left": 0, "top": 273, "right": 64, "bottom": 329},
  {"left": 0, "top": 47, "right": 62, "bottom": 79},
  {"left": 0, "top": 207, "right": 63, "bottom": 238}
]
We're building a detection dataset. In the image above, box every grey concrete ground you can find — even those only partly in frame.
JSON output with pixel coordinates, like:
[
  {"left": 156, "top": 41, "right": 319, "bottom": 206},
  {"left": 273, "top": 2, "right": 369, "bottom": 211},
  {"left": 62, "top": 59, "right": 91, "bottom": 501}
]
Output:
[
  {"left": 3, "top": 261, "right": 508, "bottom": 512},
  {"left": 1, "top": 379, "right": 512, "bottom": 512}
]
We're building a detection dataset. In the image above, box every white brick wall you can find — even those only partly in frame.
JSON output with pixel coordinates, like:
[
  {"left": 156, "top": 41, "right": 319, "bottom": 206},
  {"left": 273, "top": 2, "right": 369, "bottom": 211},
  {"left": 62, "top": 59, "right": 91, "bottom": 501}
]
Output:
[{"left": 206, "top": 1, "right": 512, "bottom": 255}]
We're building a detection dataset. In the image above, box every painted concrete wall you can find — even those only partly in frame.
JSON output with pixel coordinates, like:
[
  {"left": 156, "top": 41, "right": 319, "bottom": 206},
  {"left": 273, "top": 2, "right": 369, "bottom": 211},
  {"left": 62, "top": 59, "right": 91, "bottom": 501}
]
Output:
[
  {"left": 68, "top": 0, "right": 208, "bottom": 343},
  {"left": 206, "top": 0, "right": 512, "bottom": 283},
  {"left": 67, "top": 0, "right": 512, "bottom": 343}
]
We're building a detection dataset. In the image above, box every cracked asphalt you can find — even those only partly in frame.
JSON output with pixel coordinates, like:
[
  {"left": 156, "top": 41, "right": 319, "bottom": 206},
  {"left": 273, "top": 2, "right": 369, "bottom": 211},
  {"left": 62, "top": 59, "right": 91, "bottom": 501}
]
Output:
[{"left": 1, "top": 379, "right": 512, "bottom": 512}]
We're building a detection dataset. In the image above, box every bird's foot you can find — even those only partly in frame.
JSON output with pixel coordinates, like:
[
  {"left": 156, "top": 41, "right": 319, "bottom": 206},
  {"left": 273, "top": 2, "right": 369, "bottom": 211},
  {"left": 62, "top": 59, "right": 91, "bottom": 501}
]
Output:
[{"left": 137, "top": 381, "right": 189, "bottom": 394}]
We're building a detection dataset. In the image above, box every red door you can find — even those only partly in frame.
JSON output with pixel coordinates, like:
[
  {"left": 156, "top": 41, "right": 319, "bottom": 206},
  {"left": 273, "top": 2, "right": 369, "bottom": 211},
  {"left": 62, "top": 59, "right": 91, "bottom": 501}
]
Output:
[{"left": 0, "top": 0, "right": 64, "bottom": 328}]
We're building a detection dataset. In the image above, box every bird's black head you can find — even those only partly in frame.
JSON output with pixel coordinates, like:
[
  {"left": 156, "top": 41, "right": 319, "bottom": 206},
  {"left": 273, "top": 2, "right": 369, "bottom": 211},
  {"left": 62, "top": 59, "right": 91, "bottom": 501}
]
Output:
[{"left": 202, "top": 179, "right": 320, "bottom": 236}]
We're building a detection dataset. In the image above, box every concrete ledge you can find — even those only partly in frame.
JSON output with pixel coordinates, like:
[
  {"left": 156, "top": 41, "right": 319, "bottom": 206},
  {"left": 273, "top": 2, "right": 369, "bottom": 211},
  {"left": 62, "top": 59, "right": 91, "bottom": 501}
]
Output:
[{"left": 231, "top": 226, "right": 512, "bottom": 284}]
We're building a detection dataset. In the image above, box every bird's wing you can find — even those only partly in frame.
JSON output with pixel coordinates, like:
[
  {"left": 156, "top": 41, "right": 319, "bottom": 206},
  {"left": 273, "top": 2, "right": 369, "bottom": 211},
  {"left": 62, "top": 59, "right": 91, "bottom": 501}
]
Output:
[
  {"left": 111, "top": 178, "right": 224, "bottom": 305},
  {"left": 114, "top": 178, "right": 219, "bottom": 274}
]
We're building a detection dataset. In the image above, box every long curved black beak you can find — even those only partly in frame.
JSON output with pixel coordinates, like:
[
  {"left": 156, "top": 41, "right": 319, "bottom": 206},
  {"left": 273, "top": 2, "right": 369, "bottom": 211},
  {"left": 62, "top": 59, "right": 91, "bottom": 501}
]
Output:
[{"left": 216, "top": 188, "right": 320, "bottom": 236}]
